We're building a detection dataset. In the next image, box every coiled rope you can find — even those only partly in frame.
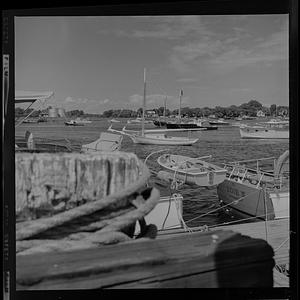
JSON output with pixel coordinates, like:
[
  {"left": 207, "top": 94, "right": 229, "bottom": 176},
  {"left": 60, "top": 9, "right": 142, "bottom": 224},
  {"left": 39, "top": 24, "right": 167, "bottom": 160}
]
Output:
[{"left": 16, "top": 163, "right": 153, "bottom": 241}]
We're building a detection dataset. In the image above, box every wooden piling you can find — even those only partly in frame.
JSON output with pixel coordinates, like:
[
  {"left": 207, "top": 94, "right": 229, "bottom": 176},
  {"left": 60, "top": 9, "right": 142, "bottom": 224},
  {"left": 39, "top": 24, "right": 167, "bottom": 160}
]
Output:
[{"left": 15, "top": 152, "right": 143, "bottom": 221}]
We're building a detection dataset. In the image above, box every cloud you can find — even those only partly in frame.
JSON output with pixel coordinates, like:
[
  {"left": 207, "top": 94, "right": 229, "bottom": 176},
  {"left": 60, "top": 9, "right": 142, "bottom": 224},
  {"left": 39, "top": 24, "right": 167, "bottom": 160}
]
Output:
[
  {"left": 169, "top": 22, "right": 288, "bottom": 74},
  {"left": 64, "top": 96, "right": 75, "bottom": 103},
  {"left": 176, "top": 78, "right": 199, "bottom": 83},
  {"left": 99, "top": 16, "right": 213, "bottom": 40},
  {"left": 61, "top": 96, "right": 111, "bottom": 113}
]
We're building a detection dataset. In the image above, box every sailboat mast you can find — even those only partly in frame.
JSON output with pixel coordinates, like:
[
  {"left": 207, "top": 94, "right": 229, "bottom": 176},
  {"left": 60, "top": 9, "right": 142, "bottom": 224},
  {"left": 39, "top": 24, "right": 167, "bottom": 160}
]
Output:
[
  {"left": 179, "top": 89, "right": 183, "bottom": 122},
  {"left": 142, "top": 68, "right": 146, "bottom": 136},
  {"left": 163, "top": 96, "right": 167, "bottom": 121}
]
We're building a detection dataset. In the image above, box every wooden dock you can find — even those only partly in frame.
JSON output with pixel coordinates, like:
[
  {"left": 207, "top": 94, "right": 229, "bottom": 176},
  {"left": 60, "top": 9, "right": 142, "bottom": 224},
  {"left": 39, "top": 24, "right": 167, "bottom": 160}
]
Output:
[
  {"left": 16, "top": 228, "right": 275, "bottom": 289},
  {"left": 158, "top": 218, "right": 290, "bottom": 287}
]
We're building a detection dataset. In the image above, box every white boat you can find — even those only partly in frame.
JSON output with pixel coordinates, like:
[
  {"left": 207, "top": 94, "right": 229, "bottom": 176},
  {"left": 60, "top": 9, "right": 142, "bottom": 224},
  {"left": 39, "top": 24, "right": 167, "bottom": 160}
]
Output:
[
  {"left": 74, "top": 117, "right": 92, "bottom": 124},
  {"left": 217, "top": 150, "right": 289, "bottom": 220},
  {"left": 239, "top": 119, "right": 289, "bottom": 139},
  {"left": 109, "top": 69, "right": 199, "bottom": 146},
  {"left": 108, "top": 126, "right": 198, "bottom": 145},
  {"left": 64, "top": 120, "right": 85, "bottom": 126},
  {"left": 135, "top": 194, "right": 184, "bottom": 235},
  {"left": 157, "top": 154, "right": 227, "bottom": 186},
  {"left": 81, "top": 132, "right": 123, "bottom": 152},
  {"left": 208, "top": 118, "right": 230, "bottom": 125},
  {"left": 109, "top": 118, "right": 121, "bottom": 123},
  {"left": 130, "top": 133, "right": 198, "bottom": 145}
]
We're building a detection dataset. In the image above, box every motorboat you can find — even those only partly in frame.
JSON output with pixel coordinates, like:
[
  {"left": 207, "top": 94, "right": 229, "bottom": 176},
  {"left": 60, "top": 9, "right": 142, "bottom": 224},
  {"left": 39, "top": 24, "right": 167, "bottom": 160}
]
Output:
[{"left": 239, "top": 119, "right": 289, "bottom": 139}]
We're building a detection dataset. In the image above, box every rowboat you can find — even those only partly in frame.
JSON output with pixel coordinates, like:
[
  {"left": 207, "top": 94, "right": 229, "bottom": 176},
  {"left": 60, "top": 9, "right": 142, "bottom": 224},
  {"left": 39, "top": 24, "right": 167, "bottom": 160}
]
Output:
[
  {"left": 157, "top": 154, "right": 227, "bottom": 186},
  {"left": 81, "top": 132, "right": 123, "bottom": 152},
  {"left": 217, "top": 150, "right": 289, "bottom": 220}
]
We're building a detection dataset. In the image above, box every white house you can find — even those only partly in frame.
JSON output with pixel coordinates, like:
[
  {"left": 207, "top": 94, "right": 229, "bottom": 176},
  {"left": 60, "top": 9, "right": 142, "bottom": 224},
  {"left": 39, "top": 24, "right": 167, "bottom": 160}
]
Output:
[{"left": 256, "top": 110, "right": 265, "bottom": 117}]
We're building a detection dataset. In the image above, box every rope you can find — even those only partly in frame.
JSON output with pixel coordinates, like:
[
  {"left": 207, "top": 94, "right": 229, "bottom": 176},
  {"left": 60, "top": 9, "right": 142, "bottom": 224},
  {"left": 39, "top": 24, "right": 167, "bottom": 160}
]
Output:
[
  {"left": 162, "top": 195, "right": 172, "bottom": 230},
  {"left": 173, "top": 193, "right": 193, "bottom": 233},
  {"left": 16, "top": 163, "right": 151, "bottom": 241},
  {"left": 274, "top": 236, "right": 290, "bottom": 252},
  {"left": 185, "top": 189, "right": 260, "bottom": 224},
  {"left": 263, "top": 188, "right": 269, "bottom": 242},
  {"left": 208, "top": 213, "right": 287, "bottom": 229},
  {"left": 17, "top": 187, "right": 160, "bottom": 255}
]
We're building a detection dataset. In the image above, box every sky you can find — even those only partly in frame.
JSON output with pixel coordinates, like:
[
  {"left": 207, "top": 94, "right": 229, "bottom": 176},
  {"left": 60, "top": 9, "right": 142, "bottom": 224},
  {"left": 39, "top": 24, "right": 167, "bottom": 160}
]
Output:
[{"left": 15, "top": 15, "right": 289, "bottom": 113}]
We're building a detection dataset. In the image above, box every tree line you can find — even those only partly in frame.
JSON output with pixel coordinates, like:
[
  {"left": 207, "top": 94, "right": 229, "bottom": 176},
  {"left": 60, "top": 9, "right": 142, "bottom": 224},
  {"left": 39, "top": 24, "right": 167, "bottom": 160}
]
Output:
[
  {"left": 101, "top": 100, "right": 289, "bottom": 119},
  {"left": 15, "top": 100, "right": 289, "bottom": 119}
]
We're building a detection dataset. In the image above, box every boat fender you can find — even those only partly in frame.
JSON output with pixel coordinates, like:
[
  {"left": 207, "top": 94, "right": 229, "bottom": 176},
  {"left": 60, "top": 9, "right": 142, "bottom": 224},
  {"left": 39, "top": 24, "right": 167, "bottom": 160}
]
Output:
[{"left": 208, "top": 171, "right": 214, "bottom": 185}]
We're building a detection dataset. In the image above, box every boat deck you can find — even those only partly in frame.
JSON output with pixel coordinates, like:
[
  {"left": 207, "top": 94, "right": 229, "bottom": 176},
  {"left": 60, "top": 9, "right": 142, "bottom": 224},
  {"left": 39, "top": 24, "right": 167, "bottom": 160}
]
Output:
[{"left": 157, "top": 218, "right": 290, "bottom": 287}]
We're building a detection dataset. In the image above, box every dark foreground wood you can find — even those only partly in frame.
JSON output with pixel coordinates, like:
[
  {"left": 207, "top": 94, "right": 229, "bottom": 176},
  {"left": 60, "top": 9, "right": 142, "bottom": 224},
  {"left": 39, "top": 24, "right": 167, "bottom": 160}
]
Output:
[{"left": 16, "top": 229, "right": 274, "bottom": 289}]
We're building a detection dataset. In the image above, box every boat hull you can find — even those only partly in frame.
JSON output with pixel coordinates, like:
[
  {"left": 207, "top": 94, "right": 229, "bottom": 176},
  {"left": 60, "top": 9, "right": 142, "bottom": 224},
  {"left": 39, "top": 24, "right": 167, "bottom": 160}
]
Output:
[
  {"left": 65, "top": 121, "right": 84, "bottom": 126},
  {"left": 135, "top": 195, "right": 183, "bottom": 234},
  {"left": 157, "top": 154, "right": 227, "bottom": 186},
  {"left": 166, "top": 123, "right": 217, "bottom": 130},
  {"left": 131, "top": 135, "right": 198, "bottom": 145},
  {"left": 158, "top": 170, "right": 226, "bottom": 187},
  {"left": 217, "top": 179, "right": 289, "bottom": 220},
  {"left": 239, "top": 127, "right": 289, "bottom": 139}
]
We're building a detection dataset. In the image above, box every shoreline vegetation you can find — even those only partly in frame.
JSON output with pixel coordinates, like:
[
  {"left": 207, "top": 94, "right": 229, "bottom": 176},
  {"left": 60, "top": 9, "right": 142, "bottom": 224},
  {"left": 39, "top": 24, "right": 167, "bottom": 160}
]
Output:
[{"left": 15, "top": 99, "right": 289, "bottom": 120}]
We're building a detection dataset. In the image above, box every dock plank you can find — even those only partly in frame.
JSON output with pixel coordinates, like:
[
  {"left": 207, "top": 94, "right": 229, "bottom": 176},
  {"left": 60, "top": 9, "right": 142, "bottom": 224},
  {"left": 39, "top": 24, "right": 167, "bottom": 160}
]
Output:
[
  {"left": 157, "top": 218, "right": 289, "bottom": 287},
  {"left": 16, "top": 229, "right": 274, "bottom": 289}
]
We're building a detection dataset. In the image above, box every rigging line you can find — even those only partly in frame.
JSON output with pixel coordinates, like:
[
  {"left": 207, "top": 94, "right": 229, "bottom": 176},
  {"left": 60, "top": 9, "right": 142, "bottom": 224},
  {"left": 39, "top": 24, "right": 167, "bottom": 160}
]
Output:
[
  {"left": 185, "top": 189, "right": 260, "bottom": 224},
  {"left": 263, "top": 188, "right": 269, "bottom": 242},
  {"left": 207, "top": 213, "right": 290, "bottom": 230},
  {"left": 274, "top": 237, "right": 290, "bottom": 252},
  {"left": 144, "top": 149, "right": 170, "bottom": 165}
]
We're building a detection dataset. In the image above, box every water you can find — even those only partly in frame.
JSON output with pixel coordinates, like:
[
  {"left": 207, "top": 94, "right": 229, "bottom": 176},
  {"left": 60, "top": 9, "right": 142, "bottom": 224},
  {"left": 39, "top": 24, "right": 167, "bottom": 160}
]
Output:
[{"left": 15, "top": 118, "right": 289, "bottom": 228}]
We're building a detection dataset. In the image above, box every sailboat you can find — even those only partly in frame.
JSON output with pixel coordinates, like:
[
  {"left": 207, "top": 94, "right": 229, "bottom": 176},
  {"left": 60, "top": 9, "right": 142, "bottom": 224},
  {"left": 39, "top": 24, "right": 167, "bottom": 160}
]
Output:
[
  {"left": 153, "top": 96, "right": 168, "bottom": 127},
  {"left": 108, "top": 69, "right": 199, "bottom": 146}
]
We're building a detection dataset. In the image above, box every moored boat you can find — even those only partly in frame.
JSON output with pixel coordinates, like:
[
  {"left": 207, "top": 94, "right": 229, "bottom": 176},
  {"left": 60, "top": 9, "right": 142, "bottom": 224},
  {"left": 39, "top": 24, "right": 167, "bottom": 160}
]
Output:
[
  {"left": 208, "top": 118, "right": 230, "bottom": 125},
  {"left": 239, "top": 119, "right": 289, "bottom": 139},
  {"left": 217, "top": 151, "right": 289, "bottom": 221},
  {"left": 157, "top": 154, "right": 227, "bottom": 186},
  {"left": 81, "top": 132, "right": 123, "bottom": 152},
  {"left": 109, "top": 69, "right": 199, "bottom": 146},
  {"left": 130, "top": 133, "right": 198, "bottom": 145},
  {"left": 166, "top": 119, "right": 218, "bottom": 130},
  {"left": 64, "top": 120, "right": 85, "bottom": 126}
]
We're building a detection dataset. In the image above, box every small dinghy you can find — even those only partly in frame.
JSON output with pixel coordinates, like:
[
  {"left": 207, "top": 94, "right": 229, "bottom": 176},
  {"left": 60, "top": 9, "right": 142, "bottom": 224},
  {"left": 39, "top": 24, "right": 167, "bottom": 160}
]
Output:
[
  {"left": 157, "top": 154, "right": 227, "bottom": 186},
  {"left": 81, "top": 132, "right": 123, "bottom": 152}
]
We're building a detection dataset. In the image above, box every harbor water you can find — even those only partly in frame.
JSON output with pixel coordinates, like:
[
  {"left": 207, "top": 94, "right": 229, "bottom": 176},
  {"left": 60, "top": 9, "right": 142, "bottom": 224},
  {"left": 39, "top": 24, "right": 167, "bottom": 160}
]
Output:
[{"left": 15, "top": 118, "right": 289, "bottom": 228}]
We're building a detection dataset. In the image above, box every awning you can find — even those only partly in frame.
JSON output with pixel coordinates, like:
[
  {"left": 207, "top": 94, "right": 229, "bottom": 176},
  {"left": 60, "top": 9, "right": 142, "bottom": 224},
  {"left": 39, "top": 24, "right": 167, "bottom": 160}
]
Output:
[{"left": 15, "top": 91, "right": 54, "bottom": 103}]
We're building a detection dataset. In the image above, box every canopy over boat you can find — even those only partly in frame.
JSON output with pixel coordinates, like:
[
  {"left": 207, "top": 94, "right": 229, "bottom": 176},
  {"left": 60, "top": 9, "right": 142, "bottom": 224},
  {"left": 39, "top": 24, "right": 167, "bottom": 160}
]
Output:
[
  {"left": 15, "top": 91, "right": 54, "bottom": 103},
  {"left": 15, "top": 91, "right": 54, "bottom": 127}
]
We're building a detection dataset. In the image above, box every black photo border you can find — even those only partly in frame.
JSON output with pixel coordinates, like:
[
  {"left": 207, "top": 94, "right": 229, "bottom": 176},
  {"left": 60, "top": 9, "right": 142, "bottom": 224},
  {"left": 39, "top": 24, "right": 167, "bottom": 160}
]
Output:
[{"left": 2, "top": 1, "right": 298, "bottom": 299}]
